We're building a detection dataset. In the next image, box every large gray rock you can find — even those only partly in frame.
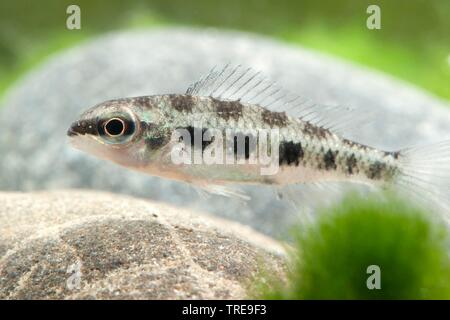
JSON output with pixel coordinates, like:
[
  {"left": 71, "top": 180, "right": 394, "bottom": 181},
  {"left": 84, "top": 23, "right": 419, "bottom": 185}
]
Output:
[
  {"left": 1, "top": 28, "right": 449, "bottom": 237},
  {"left": 0, "top": 190, "right": 285, "bottom": 299}
]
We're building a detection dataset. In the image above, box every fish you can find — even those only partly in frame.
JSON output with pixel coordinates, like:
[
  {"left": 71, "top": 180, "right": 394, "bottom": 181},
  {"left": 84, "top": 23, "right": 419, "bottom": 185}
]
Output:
[{"left": 67, "top": 64, "right": 450, "bottom": 218}]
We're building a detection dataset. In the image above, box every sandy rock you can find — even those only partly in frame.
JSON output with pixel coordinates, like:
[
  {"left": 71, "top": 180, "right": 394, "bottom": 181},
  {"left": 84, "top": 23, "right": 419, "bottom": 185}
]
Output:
[{"left": 0, "top": 190, "right": 285, "bottom": 299}]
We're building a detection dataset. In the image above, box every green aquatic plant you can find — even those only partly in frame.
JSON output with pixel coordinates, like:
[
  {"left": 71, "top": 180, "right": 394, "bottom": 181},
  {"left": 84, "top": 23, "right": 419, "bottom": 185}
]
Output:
[{"left": 254, "top": 193, "right": 450, "bottom": 299}]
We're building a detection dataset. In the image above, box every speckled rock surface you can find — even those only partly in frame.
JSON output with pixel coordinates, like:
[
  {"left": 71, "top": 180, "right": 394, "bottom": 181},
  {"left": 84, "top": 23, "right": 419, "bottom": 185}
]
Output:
[
  {"left": 0, "top": 190, "right": 285, "bottom": 299},
  {"left": 0, "top": 28, "right": 449, "bottom": 237}
]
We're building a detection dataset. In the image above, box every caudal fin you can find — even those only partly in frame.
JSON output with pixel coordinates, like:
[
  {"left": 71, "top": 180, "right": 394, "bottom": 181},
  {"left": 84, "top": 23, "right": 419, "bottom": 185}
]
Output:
[{"left": 395, "top": 140, "right": 450, "bottom": 222}]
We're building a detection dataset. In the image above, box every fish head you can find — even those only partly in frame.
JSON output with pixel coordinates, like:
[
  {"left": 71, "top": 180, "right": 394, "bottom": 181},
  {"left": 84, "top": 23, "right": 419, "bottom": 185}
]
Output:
[{"left": 67, "top": 98, "right": 158, "bottom": 168}]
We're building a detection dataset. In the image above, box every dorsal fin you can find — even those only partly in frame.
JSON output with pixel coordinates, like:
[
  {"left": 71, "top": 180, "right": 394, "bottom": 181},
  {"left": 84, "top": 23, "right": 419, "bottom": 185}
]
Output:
[{"left": 186, "top": 64, "right": 373, "bottom": 136}]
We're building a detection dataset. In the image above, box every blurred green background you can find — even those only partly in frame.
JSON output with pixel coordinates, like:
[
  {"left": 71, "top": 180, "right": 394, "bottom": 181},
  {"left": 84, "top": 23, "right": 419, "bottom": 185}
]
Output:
[{"left": 0, "top": 0, "right": 448, "bottom": 100}]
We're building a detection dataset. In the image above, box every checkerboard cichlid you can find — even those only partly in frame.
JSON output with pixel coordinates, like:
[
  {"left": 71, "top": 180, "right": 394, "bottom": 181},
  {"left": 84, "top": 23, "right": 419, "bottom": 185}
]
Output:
[{"left": 67, "top": 65, "right": 450, "bottom": 216}]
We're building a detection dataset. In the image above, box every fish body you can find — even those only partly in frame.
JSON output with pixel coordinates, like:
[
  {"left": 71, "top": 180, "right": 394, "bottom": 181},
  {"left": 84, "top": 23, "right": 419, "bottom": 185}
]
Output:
[
  {"left": 68, "top": 65, "right": 450, "bottom": 215},
  {"left": 69, "top": 94, "right": 397, "bottom": 186}
]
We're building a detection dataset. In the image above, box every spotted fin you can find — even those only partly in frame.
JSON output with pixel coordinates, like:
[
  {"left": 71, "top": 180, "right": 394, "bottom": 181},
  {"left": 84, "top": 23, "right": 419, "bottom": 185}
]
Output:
[{"left": 186, "top": 64, "right": 373, "bottom": 136}]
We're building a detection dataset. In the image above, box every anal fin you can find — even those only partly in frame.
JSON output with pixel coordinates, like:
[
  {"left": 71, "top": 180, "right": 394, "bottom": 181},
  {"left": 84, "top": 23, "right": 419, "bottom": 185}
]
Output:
[{"left": 193, "top": 180, "right": 251, "bottom": 201}]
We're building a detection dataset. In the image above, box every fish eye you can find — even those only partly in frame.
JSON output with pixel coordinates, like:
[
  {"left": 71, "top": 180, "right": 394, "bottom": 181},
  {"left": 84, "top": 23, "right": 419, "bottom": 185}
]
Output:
[
  {"left": 98, "top": 114, "right": 136, "bottom": 144},
  {"left": 104, "top": 118, "right": 126, "bottom": 137}
]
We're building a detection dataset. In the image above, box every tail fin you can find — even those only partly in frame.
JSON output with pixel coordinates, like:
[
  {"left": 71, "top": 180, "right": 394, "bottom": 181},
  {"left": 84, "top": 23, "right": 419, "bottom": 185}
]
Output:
[{"left": 395, "top": 140, "right": 450, "bottom": 222}]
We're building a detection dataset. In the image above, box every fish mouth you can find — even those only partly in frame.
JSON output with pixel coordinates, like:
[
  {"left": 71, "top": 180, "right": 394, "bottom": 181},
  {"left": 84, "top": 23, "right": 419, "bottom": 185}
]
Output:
[{"left": 67, "top": 126, "right": 79, "bottom": 137}]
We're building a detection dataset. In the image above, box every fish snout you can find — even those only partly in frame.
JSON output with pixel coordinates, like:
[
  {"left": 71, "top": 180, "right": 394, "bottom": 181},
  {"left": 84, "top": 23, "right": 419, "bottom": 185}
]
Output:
[{"left": 67, "top": 120, "right": 98, "bottom": 137}]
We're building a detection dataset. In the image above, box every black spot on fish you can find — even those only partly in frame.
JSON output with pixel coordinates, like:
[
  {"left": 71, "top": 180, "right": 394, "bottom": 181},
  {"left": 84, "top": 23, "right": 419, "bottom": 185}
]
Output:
[
  {"left": 179, "top": 126, "right": 215, "bottom": 153},
  {"left": 303, "top": 121, "right": 328, "bottom": 139},
  {"left": 323, "top": 149, "right": 337, "bottom": 170},
  {"left": 232, "top": 132, "right": 256, "bottom": 160},
  {"left": 342, "top": 138, "right": 369, "bottom": 151},
  {"left": 367, "top": 161, "right": 385, "bottom": 180},
  {"left": 214, "top": 98, "right": 243, "bottom": 121},
  {"left": 145, "top": 135, "right": 168, "bottom": 148},
  {"left": 142, "top": 122, "right": 169, "bottom": 149},
  {"left": 262, "top": 109, "right": 288, "bottom": 127},
  {"left": 170, "top": 94, "right": 195, "bottom": 113},
  {"left": 279, "top": 141, "right": 304, "bottom": 166},
  {"left": 345, "top": 153, "right": 357, "bottom": 175},
  {"left": 386, "top": 151, "right": 400, "bottom": 159},
  {"left": 133, "top": 96, "right": 153, "bottom": 109}
]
